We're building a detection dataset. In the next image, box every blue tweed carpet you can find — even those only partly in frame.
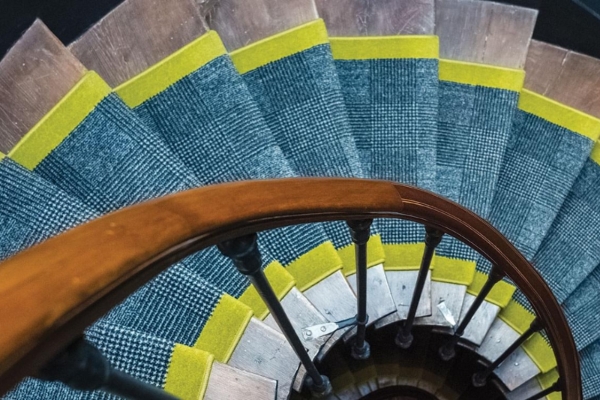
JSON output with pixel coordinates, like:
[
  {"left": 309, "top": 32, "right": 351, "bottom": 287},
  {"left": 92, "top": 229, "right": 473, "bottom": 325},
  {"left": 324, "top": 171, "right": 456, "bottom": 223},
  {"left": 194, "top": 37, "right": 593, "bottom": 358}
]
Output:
[
  {"left": 99, "top": 264, "right": 226, "bottom": 346},
  {"left": 436, "top": 82, "right": 518, "bottom": 262},
  {"left": 414, "top": 81, "right": 524, "bottom": 387},
  {"left": 480, "top": 110, "right": 594, "bottom": 264},
  {"left": 27, "top": 92, "right": 279, "bottom": 297},
  {"left": 241, "top": 44, "right": 364, "bottom": 249},
  {"left": 529, "top": 156, "right": 600, "bottom": 304},
  {"left": 0, "top": 154, "right": 239, "bottom": 347},
  {"left": 531, "top": 155, "right": 600, "bottom": 398},
  {"left": 33, "top": 94, "right": 198, "bottom": 212},
  {"left": 0, "top": 158, "right": 97, "bottom": 261},
  {"left": 335, "top": 57, "right": 438, "bottom": 247},
  {"left": 476, "top": 109, "right": 598, "bottom": 398},
  {"left": 6, "top": 322, "right": 179, "bottom": 399},
  {"left": 580, "top": 340, "right": 600, "bottom": 399},
  {"left": 132, "top": 55, "right": 336, "bottom": 284}
]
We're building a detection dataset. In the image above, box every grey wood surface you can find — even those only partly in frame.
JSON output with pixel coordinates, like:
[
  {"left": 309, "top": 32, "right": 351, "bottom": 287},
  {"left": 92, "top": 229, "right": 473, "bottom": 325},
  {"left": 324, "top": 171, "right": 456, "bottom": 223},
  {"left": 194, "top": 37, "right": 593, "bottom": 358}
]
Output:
[
  {"left": 525, "top": 40, "right": 600, "bottom": 118},
  {"left": 494, "top": 346, "right": 541, "bottom": 391},
  {"left": 229, "top": 317, "right": 299, "bottom": 400},
  {"left": 383, "top": 270, "right": 432, "bottom": 324},
  {"left": 263, "top": 286, "right": 329, "bottom": 358},
  {"left": 0, "top": 20, "right": 86, "bottom": 153},
  {"left": 477, "top": 318, "right": 522, "bottom": 362},
  {"left": 456, "top": 294, "right": 501, "bottom": 346},
  {"left": 415, "top": 282, "right": 467, "bottom": 327},
  {"left": 315, "top": 0, "right": 434, "bottom": 36},
  {"left": 205, "top": 361, "right": 277, "bottom": 399},
  {"left": 435, "top": 0, "right": 538, "bottom": 69},
  {"left": 505, "top": 375, "right": 545, "bottom": 400},
  {"left": 69, "top": 0, "right": 207, "bottom": 88},
  {"left": 345, "top": 264, "right": 397, "bottom": 328},
  {"left": 198, "top": 0, "right": 318, "bottom": 51}
]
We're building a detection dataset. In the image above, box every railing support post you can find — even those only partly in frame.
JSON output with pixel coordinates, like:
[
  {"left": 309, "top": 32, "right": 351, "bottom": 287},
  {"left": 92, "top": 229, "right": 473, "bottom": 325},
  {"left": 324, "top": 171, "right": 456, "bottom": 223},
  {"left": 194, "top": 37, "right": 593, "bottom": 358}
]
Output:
[
  {"left": 346, "top": 219, "right": 373, "bottom": 360},
  {"left": 472, "top": 318, "right": 542, "bottom": 387},
  {"left": 38, "top": 338, "right": 178, "bottom": 400},
  {"left": 218, "top": 233, "right": 332, "bottom": 397},
  {"left": 439, "top": 265, "right": 504, "bottom": 361},
  {"left": 396, "top": 226, "right": 444, "bottom": 349}
]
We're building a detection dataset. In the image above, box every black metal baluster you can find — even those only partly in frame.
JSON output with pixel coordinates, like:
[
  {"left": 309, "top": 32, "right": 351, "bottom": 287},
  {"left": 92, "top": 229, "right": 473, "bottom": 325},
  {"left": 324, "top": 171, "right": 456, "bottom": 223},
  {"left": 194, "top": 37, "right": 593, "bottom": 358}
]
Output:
[
  {"left": 218, "top": 233, "right": 332, "bottom": 397},
  {"left": 523, "top": 379, "right": 561, "bottom": 400},
  {"left": 439, "top": 266, "right": 504, "bottom": 361},
  {"left": 396, "top": 226, "right": 444, "bottom": 349},
  {"left": 472, "top": 318, "right": 542, "bottom": 387},
  {"left": 38, "top": 338, "right": 178, "bottom": 400},
  {"left": 346, "top": 219, "right": 373, "bottom": 360}
]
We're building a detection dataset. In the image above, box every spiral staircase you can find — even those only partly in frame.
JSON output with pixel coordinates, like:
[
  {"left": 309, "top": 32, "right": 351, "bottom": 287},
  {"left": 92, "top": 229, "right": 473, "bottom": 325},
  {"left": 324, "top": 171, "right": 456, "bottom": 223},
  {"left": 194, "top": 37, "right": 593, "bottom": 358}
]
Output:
[{"left": 0, "top": 0, "right": 599, "bottom": 399}]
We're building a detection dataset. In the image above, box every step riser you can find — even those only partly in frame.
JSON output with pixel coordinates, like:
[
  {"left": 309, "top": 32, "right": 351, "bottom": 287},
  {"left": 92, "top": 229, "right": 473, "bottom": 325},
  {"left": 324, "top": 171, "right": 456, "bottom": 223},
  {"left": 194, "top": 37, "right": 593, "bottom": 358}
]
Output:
[
  {"left": 494, "top": 347, "right": 541, "bottom": 391},
  {"left": 344, "top": 264, "right": 398, "bottom": 336},
  {"left": 263, "top": 287, "right": 330, "bottom": 358},
  {"left": 375, "top": 270, "right": 432, "bottom": 328},
  {"left": 457, "top": 295, "right": 501, "bottom": 346},
  {"left": 228, "top": 318, "right": 299, "bottom": 400},
  {"left": 415, "top": 282, "right": 466, "bottom": 327},
  {"left": 205, "top": 361, "right": 277, "bottom": 399}
]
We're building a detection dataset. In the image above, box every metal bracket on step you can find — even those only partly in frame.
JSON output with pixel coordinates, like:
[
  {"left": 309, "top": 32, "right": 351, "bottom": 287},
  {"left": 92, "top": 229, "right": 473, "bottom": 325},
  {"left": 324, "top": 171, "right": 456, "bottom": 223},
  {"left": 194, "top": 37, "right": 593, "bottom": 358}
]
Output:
[
  {"left": 302, "top": 315, "right": 367, "bottom": 341},
  {"left": 437, "top": 300, "right": 457, "bottom": 328}
]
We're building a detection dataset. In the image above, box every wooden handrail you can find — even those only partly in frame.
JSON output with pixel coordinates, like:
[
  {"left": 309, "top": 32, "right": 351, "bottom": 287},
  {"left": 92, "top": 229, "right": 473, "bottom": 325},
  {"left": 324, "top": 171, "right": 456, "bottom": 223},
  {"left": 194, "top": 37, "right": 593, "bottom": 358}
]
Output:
[{"left": 0, "top": 178, "right": 581, "bottom": 398}]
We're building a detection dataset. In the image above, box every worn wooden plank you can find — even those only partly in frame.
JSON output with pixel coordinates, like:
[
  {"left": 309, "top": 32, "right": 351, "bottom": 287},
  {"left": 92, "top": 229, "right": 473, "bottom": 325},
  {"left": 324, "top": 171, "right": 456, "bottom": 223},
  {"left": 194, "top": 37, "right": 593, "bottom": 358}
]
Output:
[
  {"left": 0, "top": 20, "right": 86, "bottom": 153},
  {"left": 525, "top": 40, "right": 600, "bottom": 118},
  {"left": 68, "top": 0, "right": 207, "bottom": 88},
  {"left": 435, "top": 0, "right": 537, "bottom": 68},
  {"left": 198, "top": 0, "right": 318, "bottom": 51},
  {"left": 205, "top": 361, "right": 277, "bottom": 400},
  {"left": 315, "top": 0, "right": 434, "bottom": 36}
]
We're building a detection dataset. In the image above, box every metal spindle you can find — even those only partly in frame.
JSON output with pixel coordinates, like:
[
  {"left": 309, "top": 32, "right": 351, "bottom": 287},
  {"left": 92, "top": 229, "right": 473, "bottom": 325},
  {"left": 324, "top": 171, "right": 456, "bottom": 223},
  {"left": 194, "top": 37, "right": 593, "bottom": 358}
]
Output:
[
  {"left": 396, "top": 226, "right": 444, "bottom": 349},
  {"left": 472, "top": 318, "right": 542, "bottom": 387},
  {"left": 346, "top": 219, "right": 373, "bottom": 360},
  {"left": 523, "top": 379, "right": 562, "bottom": 400},
  {"left": 439, "top": 266, "right": 504, "bottom": 361},
  {"left": 38, "top": 338, "right": 178, "bottom": 400},
  {"left": 218, "top": 233, "right": 332, "bottom": 397}
]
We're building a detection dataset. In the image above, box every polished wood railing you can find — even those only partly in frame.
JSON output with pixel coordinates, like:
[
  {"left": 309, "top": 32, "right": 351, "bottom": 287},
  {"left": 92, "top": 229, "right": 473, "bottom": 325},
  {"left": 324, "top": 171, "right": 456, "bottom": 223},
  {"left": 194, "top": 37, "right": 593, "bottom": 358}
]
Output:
[{"left": 0, "top": 178, "right": 581, "bottom": 398}]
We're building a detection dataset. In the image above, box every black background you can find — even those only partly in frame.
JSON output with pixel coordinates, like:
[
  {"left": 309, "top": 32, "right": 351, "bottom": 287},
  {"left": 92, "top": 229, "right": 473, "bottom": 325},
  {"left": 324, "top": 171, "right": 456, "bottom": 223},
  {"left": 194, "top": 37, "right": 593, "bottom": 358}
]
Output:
[{"left": 0, "top": 0, "right": 599, "bottom": 59}]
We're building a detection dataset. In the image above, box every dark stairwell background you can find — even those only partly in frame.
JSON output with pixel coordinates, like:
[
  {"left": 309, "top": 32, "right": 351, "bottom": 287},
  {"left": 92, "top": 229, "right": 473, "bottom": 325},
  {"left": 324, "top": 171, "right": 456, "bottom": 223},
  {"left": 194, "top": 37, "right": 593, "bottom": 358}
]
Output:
[{"left": 0, "top": 0, "right": 599, "bottom": 60}]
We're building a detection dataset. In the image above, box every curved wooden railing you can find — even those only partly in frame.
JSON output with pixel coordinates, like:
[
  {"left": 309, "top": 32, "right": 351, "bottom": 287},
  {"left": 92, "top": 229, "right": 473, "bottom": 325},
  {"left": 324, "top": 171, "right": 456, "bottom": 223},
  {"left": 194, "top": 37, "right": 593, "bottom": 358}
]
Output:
[{"left": 0, "top": 178, "right": 581, "bottom": 398}]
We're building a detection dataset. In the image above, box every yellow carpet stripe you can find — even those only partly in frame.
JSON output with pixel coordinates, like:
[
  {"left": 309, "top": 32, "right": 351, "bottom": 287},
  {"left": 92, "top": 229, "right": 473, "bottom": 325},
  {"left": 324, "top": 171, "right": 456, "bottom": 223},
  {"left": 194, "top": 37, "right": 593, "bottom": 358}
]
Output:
[
  {"left": 231, "top": 19, "right": 329, "bottom": 74},
  {"left": 330, "top": 36, "right": 439, "bottom": 60},
  {"left": 239, "top": 260, "right": 296, "bottom": 319},
  {"left": 591, "top": 142, "right": 600, "bottom": 166},
  {"left": 194, "top": 294, "right": 253, "bottom": 363},
  {"left": 430, "top": 256, "right": 476, "bottom": 285},
  {"left": 498, "top": 300, "right": 536, "bottom": 334},
  {"left": 523, "top": 333, "right": 557, "bottom": 373},
  {"left": 338, "top": 234, "right": 386, "bottom": 276},
  {"left": 115, "top": 31, "right": 227, "bottom": 108},
  {"left": 285, "top": 241, "right": 342, "bottom": 291},
  {"left": 0, "top": 152, "right": 4, "bottom": 161},
  {"left": 518, "top": 89, "right": 600, "bottom": 142},
  {"left": 383, "top": 243, "right": 431, "bottom": 271},
  {"left": 164, "top": 344, "right": 213, "bottom": 400},
  {"left": 9, "top": 71, "right": 111, "bottom": 170},
  {"left": 466, "top": 271, "right": 516, "bottom": 308},
  {"left": 439, "top": 59, "right": 524, "bottom": 91},
  {"left": 537, "top": 369, "right": 561, "bottom": 400}
]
